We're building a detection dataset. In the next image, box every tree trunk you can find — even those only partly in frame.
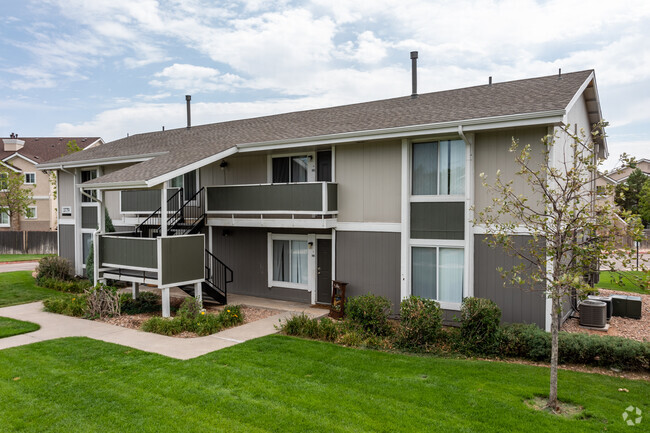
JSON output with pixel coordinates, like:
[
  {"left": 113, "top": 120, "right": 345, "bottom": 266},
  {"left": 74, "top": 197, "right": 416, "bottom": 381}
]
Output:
[
  {"left": 10, "top": 211, "right": 20, "bottom": 231},
  {"left": 547, "top": 295, "right": 560, "bottom": 411}
]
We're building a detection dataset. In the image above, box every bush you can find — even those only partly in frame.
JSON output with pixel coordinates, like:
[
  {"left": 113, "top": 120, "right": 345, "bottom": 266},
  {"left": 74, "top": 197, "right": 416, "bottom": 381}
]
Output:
[
  {"left": 220, "top": 305, "right": 243, "bottom": 328},
  {"left": 37, "top": 277, "right": 92, "bottom": 294},
  {"left": 178, "top": 297, "right": 202, "bottom": 320},
  {"left": 499, "top": 324, "right": 650, "bottom": 371},
  {"left": 85, "top": 284, "right": 120, "bottom": 319},
  {"left": 36, "top": 256, "right": 73, "bottom": 282},
  {"left": 141, "top": 316, "right": 185, "bottom": 336},
  {"left": 346, "top": 294, "right": 392, "bottom": 336},
  {"left": 43, "top": 295, "right": 86, "bottom": 317},
  {"left": 119, "top": 291, "right": 160, "bottom": 315},
  {"left": 281, "top": 314, "right": 340, "bottom": 341},
  {"left": 141, "top": 302, "right": 245, "bottom": 337},
  {"left": 458, "top": 297, "right": 502, "bottom": 354},
  {"left": 396, "top": 296, "right": 442, "bottom": 350}
]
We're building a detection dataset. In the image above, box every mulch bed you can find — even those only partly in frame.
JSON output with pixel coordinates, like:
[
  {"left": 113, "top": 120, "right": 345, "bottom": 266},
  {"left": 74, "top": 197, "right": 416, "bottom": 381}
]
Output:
[{"left": 561, "top": 289, "right": 650, "bottom": 343}]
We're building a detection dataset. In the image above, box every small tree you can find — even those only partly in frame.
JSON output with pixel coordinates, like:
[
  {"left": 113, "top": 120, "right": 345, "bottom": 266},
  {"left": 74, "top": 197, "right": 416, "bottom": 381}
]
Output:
[
  {"left": 637, "top": 181, "right": 650, "bottom": 228},
  {"left": 615, "top": 168, "right": 648, "bottom": 222},
  {"left": 474, "top": 122, "right": 645, "bottom": 411},
  {"left": 0, "top": 169, "right": 35, "bottom": 230}
]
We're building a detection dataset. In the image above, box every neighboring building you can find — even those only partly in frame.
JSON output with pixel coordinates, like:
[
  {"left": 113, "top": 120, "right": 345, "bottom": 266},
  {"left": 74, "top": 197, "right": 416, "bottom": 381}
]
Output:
[
  {"left": 39, "top": 70, "right": 606, "bottom": 331},
  {"left": 1, "top": 136, "right": 103, "bottom": 231}
]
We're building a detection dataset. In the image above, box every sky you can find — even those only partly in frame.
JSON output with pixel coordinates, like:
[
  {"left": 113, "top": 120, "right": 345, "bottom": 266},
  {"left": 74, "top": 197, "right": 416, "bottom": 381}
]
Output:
[{"left": 1, "top": 0, "right": 649, "bottom": 169}]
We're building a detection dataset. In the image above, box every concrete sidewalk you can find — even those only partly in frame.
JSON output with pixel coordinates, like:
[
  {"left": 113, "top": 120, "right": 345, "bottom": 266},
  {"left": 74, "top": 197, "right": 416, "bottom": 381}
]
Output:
[
  {"left": 0, "top": 261, "right": 39, "bottom": 273},
  {"left": 0, "top": 301, "right": 327, "bottom": 360}
]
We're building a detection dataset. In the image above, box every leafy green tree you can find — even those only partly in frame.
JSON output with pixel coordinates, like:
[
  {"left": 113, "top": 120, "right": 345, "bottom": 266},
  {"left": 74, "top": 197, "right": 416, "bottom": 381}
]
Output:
[
  {"left": 66, "top": 139, "right": 82, "bottom": 154},
  {"left": 0, "top": 169, "right": 35, "bottom": 230},
  {"left": 475, "top": 122, "right": 645, "bottom": 411},
  {"left": 639, "top": 181, "right": 650, "bottom": 227},
  {"left": 615, "top": 168, "right": 648, "bottom": 218}
]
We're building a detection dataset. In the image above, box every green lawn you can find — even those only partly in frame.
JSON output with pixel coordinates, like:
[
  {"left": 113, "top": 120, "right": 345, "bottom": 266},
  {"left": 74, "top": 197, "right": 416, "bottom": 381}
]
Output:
[
  {"left": 0, "top": 336, "right": 647, "bottom": 432},
  {"left": 0, "top": 271, "right": 65, "bottom": 307},
  {"left": 596, "top": 271, "right": 648, "bottom": 294},
  {"left": 0, "top": 317, "right": 39, "bottom": 338},
  {"left": 0, "top": 254, "right": 53, "bottom": 263}
]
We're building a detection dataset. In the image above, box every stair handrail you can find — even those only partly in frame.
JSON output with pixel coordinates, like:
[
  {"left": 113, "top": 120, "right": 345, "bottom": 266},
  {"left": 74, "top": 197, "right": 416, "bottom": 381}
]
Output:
[
  {"left": 167, "top": 186, "right": 206, "bottom": 235},
  {"left": 204, "top": 249, "right": 233, "bottom": 301},
  {"left": 136, "top": 187, "right": 183, "bottom": 236}
]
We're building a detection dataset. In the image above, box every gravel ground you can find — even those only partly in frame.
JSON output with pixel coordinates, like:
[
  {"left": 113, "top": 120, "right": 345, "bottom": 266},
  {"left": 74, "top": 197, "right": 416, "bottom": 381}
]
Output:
[
  {"left": 561, "top": 289, "right": 650, "bottom": 342},
  {"left": 98, "top": 297, "right": 280, "bottom": 338}
]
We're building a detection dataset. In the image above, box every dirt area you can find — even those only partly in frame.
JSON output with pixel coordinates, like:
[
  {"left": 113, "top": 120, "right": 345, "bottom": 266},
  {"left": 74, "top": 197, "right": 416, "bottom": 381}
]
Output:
[
  {"left": 561, "top": 289, "right": 650, "bottom": 343},
  {"left": 97, "top": 296, "right": 280, "bottom": 338}
]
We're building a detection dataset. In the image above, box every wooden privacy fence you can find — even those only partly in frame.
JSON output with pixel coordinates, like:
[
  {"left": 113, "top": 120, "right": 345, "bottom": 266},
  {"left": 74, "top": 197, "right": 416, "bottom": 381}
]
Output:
[{"left": 0, "top": 231, "right": 58, "bottom": 254}]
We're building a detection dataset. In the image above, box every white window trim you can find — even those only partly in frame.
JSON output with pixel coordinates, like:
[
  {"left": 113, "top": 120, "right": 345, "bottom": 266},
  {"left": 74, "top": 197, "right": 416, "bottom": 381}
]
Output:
[
  {"left": 267, "top": 151, "right": 316, "bottom": 183},
  {"left": 0, "top": 208, "right": 9, "bottom": 227},
  {"left": 0, "top": 172, "right": 8, "bottom": 192},
  {"left": 410, "top": 243, "right": 465, "bottom": 310},
  {"left": 267, "top": 233, "right": 312, "bottom": 290},
  {"left": 26, "top": 206, "right": 37, "bottom": 219},
  {"left": 24, "top": 172, "right": 36, "bottom": 185},
  {"left": 411, "top": 139, "right": 466, "bottom": 198}
]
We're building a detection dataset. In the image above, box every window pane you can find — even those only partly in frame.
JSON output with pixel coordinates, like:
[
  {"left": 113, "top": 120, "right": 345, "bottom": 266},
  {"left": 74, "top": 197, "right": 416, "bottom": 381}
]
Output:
[
  {"left": 273, "top": 240, "right": 290, "bottom": 282},
  {"left": 81, "top": 170, "right": 98, "bottom": 203},
  {"left": 170, "top": 175, "right": 183, "bottom": 188},
  {"left": 272, "top": 157, "right": 289, "bottom": 183},
  {"left": 439, "top": 140, "right": 465, "bottom": 195},
  {"left": 412, "top": 142, "right": 438, "bottom": 195},
  {"left": 0, "top": 209, "right": 8, "bottom": 224},
  {"left": 26, "top": 207, "right": 36, "bottom": 218},
  {"left": 82, "top": 233, "right": 92, "bottom": 265},
  {"left": 317, "top": 150, "right": 332, "bottom": 182},
  {"left": 290, "top": 240, "right": 308, "bottom": 284},
  {"left": 183, "top": 171, "right": 196, "bottom": 200},
  {"left": 439, "top": 248, "right": 464, "bottom": 303},
  {"left": 291, "top": 157, "right": 309, "bottom": 183},
  {"left": 412, "top": 247, "right": 437, "bottom": 299}
]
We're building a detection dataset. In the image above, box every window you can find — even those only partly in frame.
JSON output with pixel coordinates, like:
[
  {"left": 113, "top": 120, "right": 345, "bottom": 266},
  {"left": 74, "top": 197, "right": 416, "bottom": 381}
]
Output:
[
  {"left": 272, "top": 156, "right": 310, "bottom": 183},
  {"left": 271, "top": 238, "right": 308, "bottom": 286},
  {"left": 0, "top": 209, "right": 9, "bottom": 226},
  {"left": 82, "top": 233, "right": 92, "bottom": 265},
  {"left": 81, "top": 170, "right": 97, "bottom": 203},
  {"left": 170, "top": 171, "right": 197, "bottom": 201},
  {"left": 26, "top": 206, "right": 37, "bottom": 219},
  {"left": 412, "top": 247, "right": 464, "bottom": 304},
  {"left": 24, "top": 173, "right": 35, "bottom": 184},
  {"left": 412, "top": 140, "right": 465, "bottom": 195},
  {"left": 0, "top": 173, "right": 7, "bottom": 190}
]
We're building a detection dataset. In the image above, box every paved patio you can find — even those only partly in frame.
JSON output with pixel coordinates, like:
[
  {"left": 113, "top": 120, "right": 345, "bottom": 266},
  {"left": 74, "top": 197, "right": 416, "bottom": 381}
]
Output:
[{"left": 0, "top": 296, "right": 327, "bottom": 360}]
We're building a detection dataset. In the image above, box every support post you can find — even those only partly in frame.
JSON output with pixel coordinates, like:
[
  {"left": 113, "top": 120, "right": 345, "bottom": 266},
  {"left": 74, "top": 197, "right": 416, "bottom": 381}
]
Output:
[
  {"left": 161, "top": 186, "right": 168, "bottom": 236},
  {"left": 195, "top": 282, "right": 203, "bottom": 304},
  {"left": 132, "top": 282, "right": 139, "bottom": 300},
  {"left": 161, "top": 287, "right": 170, "bottom": 317}
]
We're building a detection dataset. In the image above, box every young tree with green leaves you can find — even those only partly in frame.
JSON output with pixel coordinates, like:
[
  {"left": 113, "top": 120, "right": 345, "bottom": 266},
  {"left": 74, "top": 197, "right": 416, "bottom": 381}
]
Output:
[
  {"left": 474, "top": 122, "right": 645, "bottom": 411},
  {"left": 636, "top": 179, "right": 650, "bottom": 228},
  {"left": 614, "top": 168, "right": 648, "bottom": 221},
  {"left": 0, "top": 169, "right": 35, "bottom": 231}
]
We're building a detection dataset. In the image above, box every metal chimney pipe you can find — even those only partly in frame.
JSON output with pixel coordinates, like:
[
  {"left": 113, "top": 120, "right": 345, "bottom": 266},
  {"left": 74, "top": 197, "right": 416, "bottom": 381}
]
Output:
[
  {"left": 489, "top": 76, "right": 492, "bottom": 86},
  {"left": 410, "top": 51, "right": 418, "bottom": 99},
  {"left": 185, "top": 95, "right": 191, "bottom": 128}
]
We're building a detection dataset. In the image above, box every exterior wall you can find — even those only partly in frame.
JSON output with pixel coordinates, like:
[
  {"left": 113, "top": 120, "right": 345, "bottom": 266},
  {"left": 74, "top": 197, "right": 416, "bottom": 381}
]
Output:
[
  {"left": 59, "top": 224, "right": 75, "bottom": 264},
  {"left": 474, "top": 234, "right": 546, "bottom": 328},
  {"left": 336, "top": 140, "right": 401, "bottom": 223},
  {"left": 200, "top": 154, "right": 267, "bottom": 187},
  {"left": 103, "top": 163, "right": 134, "bottom": 222},
  {"left": 474, "top": 127, "right": 547, "bottom": 222},
  {"left": 335, "top": 231, "right": 401, "bottom": 314},
  {"left": 58, "top": 170, "right": 75, "bottom": 221}
]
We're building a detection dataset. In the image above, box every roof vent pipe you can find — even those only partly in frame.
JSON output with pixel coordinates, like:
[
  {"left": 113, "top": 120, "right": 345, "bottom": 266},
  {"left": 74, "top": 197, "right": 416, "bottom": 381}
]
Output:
[
  {"left": 410, "top": 51, "right": 418, "bottom": 99},
  {"left": 489, "top": 76, "right": 492, "bottom": 86},
  {"left": 558, "top": 68, "right": 562, "bottom": 79},
  {"left": 185, "top": 95, "right": 191, "bottom": 129}
]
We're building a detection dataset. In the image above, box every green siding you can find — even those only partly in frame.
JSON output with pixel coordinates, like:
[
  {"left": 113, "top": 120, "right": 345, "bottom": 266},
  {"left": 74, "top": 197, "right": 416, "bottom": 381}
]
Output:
[
  {"left": 81, "top": 207, "right": 98, "bottom": 229},
  {"left": 327, "top": 183, "right": 338, "bottom": 211},
  {"left": 160, "top": 235, "right": 204, "bottom": 286},
  {"left": 410, "top": 202, "right": 465, "bottom": 240},
  {"left": 207, "top": 183, "right": 324, "bottom": 212},
  {"left": 100, "top": 236, "right": 157, "bottom": 269},
  {"left": 120, "top": 189, "right": 178, "bottom": 213}
]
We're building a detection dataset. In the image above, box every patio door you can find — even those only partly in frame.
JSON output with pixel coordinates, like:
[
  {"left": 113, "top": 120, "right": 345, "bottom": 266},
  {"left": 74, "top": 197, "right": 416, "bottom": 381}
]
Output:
[{"left": 316, "top": 239, "right": 332, "bottom": 304}]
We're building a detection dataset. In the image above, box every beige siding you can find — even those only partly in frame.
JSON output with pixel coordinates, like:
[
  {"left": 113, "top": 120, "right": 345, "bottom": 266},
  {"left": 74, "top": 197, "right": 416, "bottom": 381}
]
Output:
[
  {"left": 336, "top": 140, "right": 401, "bottom": 223},
  {"left": 102, "top": 164, "right": 134, "bottom": 221},
  {"left": 474, "top": 127, "right": 547, "bottom": 221},
  {"left": 5, "top": 156, "right": 55, "bottom": 229},
  {"left": 200, "top": 154, "right": 267, "bottom": 187}
]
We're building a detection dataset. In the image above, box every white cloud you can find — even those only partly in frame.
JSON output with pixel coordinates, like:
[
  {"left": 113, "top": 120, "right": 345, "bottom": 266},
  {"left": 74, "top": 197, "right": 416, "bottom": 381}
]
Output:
[
  {"left": 601, "top": 140, "right": 650, "bottom": 170},
  {"left": 4, "top": 67, "right": 56, "bottom": 90},
  {"left": 150, "top": 63, "right": 246, "bottom": 93}
]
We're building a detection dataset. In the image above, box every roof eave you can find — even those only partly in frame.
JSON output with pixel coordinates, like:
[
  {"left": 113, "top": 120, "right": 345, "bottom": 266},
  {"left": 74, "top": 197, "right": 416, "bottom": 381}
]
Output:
[{"left": 36, "top": 151, "right": 169, "bottom": 170}]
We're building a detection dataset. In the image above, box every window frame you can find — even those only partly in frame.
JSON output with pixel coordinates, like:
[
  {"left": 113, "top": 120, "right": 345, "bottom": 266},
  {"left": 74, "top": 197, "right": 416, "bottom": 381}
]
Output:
[
  {"left": 24, "top": 172, "right": 36, "bottom": 185},
  {"left": 410, "top": 243, "right": 465, "bottom": 308},
  {"left": 80, "top": 169, "right": 98, "bottom": 203},
  {"left": 0, "top": 208, "right": 9, "bottom": 227},
  {"left": 268, "top": 152, "right": 316, "bottom": 184},
  {"left": 267, "top": 233, "right": 310, "bottom": 290},
  {"left": 411, "top": 139, "right": 466, "bottom": 198},
  {"left": 25, "top": 206, "right": 37, "bottom": 219},
  {"left": 0, "top": 172, "right": 8, "bottom": 191}
]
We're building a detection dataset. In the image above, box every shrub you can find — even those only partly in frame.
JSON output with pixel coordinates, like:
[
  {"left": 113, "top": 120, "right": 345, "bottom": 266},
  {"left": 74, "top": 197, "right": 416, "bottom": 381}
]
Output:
[
  {"left": 85, "top": 284, "right": 120, "bottom": 319},
  {"left": 499, "top": 324, "right": 650, "bottom": 371},
  {"left": 178, "top": 297, "right": 202, "bottom": 320},
  {"left": 36, "top": 256, "right": 73, "bottom": 282},
  {"left": 37, "top": 277, "right": 92, "bottom": 293},
  {"left": 458, "top": 297, "right": 502, "bottom": 354},
  {"left": 396, "top": 296, "right": 442, "bottom": 350},
  {"left": 119, "top": 291, "right": 160, "bottom": 315},
  {"left": 220, "top": 305, "right": 243, "bottom": 328},
  {"left": 281, "top": 314, "right": 340, "bottom": 342},
  {"left": 141, "top": 316, "right": 185, "bottom": 336},
  {"left": 43, "top": 295, "right": 86, "bottom": 317},
  {"left": 141, "top": 303, "right": 245, "bottom": 337},
  {"left": 346, "top": 294, "right": 392, "bottom": 336}
]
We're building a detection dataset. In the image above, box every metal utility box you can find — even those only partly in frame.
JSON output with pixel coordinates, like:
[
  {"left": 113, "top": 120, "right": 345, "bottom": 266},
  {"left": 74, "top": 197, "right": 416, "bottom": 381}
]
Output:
[
  {"left": 579, "top": 300, "right": 607, "bottom": 328},
  {"left": 588, "top": 295, "right": 612, "bottom": 320}
]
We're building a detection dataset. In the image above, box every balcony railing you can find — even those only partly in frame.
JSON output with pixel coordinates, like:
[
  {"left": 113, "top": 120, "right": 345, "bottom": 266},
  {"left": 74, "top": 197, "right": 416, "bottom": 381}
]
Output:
[
  {"left": 97, "top": 233, "right": 205, "bottom": 287},
  {"left": 206, "top": 182, "right": 337, "bottom": 214},
  {"left": 120, "top": 188, "right": 181, "bottom": 214}
]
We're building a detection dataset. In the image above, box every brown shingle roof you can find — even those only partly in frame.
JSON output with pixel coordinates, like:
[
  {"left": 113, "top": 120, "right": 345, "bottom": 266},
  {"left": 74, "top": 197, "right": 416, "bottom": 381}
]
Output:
[
  {"left": 1, "top": 137, "right": 101, "bottom": 165},
  {"left": 45, "top": 70, "right": 595, "bottom": 186}
]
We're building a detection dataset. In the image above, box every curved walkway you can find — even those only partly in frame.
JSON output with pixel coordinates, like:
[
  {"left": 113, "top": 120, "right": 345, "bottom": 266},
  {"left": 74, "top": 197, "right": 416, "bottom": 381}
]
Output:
[{"left": 0, "top": 300, "right": 327, "bottom": 360}]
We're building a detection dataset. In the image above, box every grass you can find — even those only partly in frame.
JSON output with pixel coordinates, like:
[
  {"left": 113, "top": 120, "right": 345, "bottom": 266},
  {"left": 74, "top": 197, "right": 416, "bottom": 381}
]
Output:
[
  {"left": 0, "top": 335, "right": 648, "bottom": 432},
  {"left": 0, "top": 271, "right": 66, "bottom": 308},
  {"left": 596, "top": 271, "right": 648, "bottom": 294},
  {"left": 0, "top": 317, "right": 40, "bottom": 338},
  {"left": 0, "top": 254, "right": 53, "bottom": 262}
]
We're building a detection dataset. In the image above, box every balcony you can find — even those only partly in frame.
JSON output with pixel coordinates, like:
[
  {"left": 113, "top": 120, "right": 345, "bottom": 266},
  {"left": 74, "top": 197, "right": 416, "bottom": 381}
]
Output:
[
  {"left": 120, "top": 188, "right": 181, "bottom": 214},
  {"left": 97, "top": 233, "right": 205, "bottom": 287}
]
